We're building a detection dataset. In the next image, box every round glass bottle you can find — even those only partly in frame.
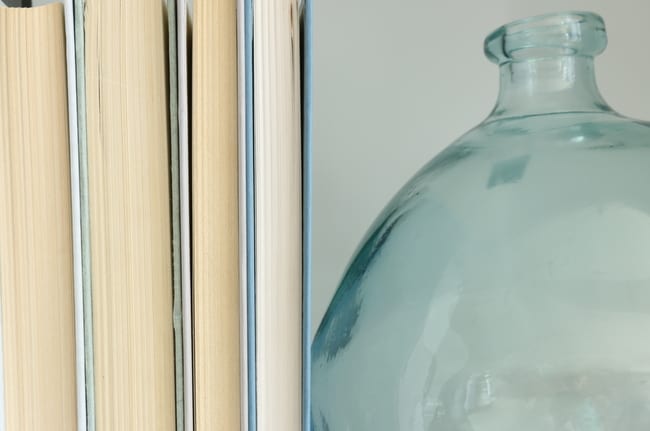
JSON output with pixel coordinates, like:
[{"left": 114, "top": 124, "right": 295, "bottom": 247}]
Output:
[{"left": 312, "top": 11, "right": 650, "bottom": 430}]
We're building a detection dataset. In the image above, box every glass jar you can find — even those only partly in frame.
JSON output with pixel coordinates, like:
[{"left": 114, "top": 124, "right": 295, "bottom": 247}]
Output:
[{"left": 312, "top": 11, "right": 650, "bottom": 430}]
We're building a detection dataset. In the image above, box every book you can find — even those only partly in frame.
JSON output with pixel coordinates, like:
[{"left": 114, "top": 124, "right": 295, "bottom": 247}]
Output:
[
  {"left": 191, "top": 1, "right": 242, "bottom": 430},
  {"left": 82, "top": 0, "right": 176, "bottom": 428},
  {"left": 253, "top": 1, "right": 304, "bottom": 430},
  {"left": 0, "top": 4, "right": 77, "bottom": 429}
]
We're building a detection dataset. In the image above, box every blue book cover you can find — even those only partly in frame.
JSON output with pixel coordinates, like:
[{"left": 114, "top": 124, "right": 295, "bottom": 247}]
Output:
[
  {"left": 243, "top": 0, "right": 256, "bottom": 430},
  {"left": 301, "top": 0, "right": 313, "bottom": 430}
]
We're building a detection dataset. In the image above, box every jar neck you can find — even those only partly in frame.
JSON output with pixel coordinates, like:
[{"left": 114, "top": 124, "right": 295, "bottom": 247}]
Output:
[{"left": 487, "top": 55, "right": 612, "bottom": 122}]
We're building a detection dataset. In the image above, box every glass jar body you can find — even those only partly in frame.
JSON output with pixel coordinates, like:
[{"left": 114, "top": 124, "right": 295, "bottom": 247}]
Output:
[{"left": 312, "top": 111, "right": 650, "bottom": 430}]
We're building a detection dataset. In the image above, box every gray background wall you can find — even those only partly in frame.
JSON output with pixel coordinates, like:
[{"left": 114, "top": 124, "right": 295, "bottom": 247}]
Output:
[{"left": 312, "top": 0, "right": 650, "bottom": 336}]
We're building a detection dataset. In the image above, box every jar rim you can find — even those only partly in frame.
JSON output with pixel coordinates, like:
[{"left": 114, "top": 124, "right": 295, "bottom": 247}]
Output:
[{"left": 484, "top": 11, "right": 607, "bottom": 65}]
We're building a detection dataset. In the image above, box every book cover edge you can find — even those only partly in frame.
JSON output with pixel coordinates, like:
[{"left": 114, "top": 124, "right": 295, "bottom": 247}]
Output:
[
  {"left": 245, "top": 0, "right": 257, "bottom": 429},
  {"left": 72, "top": 0, "right": 97, "bottom": 429},
  {"left": 177, "top": 1, "right": 194, "bottom": 430},
  {"left": 237, "top": 0, "right": 251, "bottom": 429},
  {"left": 167, "top": 0, "right": 186, "bottom": 430},
  {"left": 301, "top": 0, "right": 313, "bottom": 429}
]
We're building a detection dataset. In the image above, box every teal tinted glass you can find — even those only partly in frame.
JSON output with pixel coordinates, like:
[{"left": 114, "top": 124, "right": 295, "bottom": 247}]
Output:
[{"left": 312, "top": 11, "right": 650, "bottom": 430}]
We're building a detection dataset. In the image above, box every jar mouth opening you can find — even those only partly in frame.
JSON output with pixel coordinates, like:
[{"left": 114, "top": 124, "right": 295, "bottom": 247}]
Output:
[{"left": 484, "top": 11, "right": 607, "bottom": 65}]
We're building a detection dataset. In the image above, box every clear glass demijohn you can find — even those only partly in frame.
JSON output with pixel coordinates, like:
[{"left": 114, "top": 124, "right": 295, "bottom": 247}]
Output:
[{"left": 312, "top": 11, "right": 650, "bottom": 430}]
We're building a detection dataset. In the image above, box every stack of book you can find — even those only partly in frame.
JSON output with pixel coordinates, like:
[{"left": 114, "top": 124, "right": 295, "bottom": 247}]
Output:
[{"left": 0, "top": 0, "right": 311, "bottom": 430}]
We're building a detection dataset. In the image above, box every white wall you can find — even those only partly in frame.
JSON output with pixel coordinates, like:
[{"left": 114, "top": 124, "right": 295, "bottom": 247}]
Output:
[{"left": 312, "top": 0, "right": 650, "bottom": 336}]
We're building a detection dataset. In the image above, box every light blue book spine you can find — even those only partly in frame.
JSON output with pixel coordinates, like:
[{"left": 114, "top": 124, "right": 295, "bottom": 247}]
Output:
[
  {"left": 245, "top": 0, "right": 257, "bottom": 430},
  {"left": 301, "top": 0, "right": 313, "bottom": 430}
]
